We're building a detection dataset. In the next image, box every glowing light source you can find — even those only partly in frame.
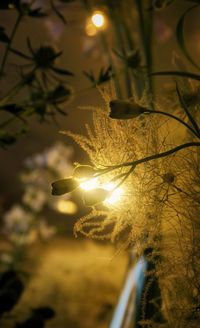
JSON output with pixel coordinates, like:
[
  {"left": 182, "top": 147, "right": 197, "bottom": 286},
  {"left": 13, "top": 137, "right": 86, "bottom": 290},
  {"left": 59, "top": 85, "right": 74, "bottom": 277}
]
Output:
[
  {"left": 80, "top": 178, "right": 123, "bottom": 206},
  {"left": 91, "top": 12, "right": 105, "bottom": 28},
  {"left": 103, "top": 182, "right": 124, "bottom": 206},
  {"left": 80, "top": 178, "right": 98, "bottom": 191},
  {"left": 85, "top": 11, "right": 107, "bottom": 36},
  {"left": 56, "top": 200, "right": 77, "bottom": 215}
]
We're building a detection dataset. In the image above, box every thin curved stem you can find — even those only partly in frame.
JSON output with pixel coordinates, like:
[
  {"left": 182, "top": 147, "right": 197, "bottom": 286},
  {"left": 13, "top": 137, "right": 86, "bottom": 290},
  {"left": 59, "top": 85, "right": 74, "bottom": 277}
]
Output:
[
  {"left": 0, "top": 14, "right": 22, "bottom": 76},
  {"left": 147, "top": 109, "right": 200, "bottom": 138},
  {"left": 101, "top": 142, "right": 200, "bottom": 171}
]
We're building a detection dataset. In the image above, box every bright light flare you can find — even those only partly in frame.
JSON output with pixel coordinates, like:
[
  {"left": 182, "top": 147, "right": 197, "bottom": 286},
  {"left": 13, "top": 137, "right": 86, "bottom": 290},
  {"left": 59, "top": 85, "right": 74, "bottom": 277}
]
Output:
[
  {"left": 80, "top": 178, "right": 124, "bottom": 205},
  {"left": 91, "top": 12, "right": 105, "bottom": 28},
  {"left": 80, "top": 178, "right": 98, "bottom": 191},
  {"left": 103, "top": 182, "right": 124, "bottom": 205}
]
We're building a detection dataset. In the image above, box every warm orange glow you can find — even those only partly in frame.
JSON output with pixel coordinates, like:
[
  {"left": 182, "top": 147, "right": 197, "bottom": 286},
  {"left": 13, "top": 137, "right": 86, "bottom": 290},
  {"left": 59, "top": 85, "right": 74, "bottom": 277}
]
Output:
[
  {"left": 56, "top": 200, "right": 77, "bottom": 214},
  {"left": 103, "top": 182, "right": 124, "bottom": 205},
  {"left": 91, "top": 12, "right": 105, "bottom": 28},
  {"left": 80, "top": 178, "right": 124, "bottom": 206},
  {"left": 80, "top": 178, "right": 98, "bottom": 191}
]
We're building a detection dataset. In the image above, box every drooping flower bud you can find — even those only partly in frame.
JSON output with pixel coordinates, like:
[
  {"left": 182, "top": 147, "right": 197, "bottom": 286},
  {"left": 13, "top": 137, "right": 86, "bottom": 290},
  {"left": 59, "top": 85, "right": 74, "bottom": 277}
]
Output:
[
  {"left": 83, "top": 188, "right": 110, "bottom": 207},
  {"left": 73, "top": 164, "right": 96, "bottom": 179},
  {"left": 51, "top": 178, "right": 79, "bottom": 195},
  {"left": 109, "top": 100, "right": 148, "bottom": 120}
]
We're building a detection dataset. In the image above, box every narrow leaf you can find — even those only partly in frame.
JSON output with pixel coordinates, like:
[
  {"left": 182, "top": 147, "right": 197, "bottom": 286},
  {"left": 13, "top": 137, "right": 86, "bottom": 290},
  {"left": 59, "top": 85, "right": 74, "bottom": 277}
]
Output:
[
  {"left": 9, "top": 47, "right": 32, "bottom": 60},
  {"left": 150, "top": 71, "right": 200, "bottom": 82},
  {"left": 176, "top": 84, "right": 200, "bottom": 135},
  {"left": 0, "top": 26, "right": 10, "bottom": 43},
  {"left": 50, "top": 0, "right": 67, "bottom": 24},
  {"left": 51, "top": 66, "right": 74, "bottom": 76},
  {"left": 176, "top": 4, "right": 200, "bottom": 70}
]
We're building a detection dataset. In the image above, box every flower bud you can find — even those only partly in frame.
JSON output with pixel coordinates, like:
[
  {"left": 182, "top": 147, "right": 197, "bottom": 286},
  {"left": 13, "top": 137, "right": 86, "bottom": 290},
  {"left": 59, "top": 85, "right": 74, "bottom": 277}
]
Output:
[
  {"left": 51, "top": 178, "right": 79, "bottom": 195},
  {"left": 73, "top": 165, "right": 96, "bottom": 179},
  {"left": 83, "top": 188, "right": 110, "bottom": 207},
  {"left": 109, "top": 100, "right": 147, "bottom": 120}
]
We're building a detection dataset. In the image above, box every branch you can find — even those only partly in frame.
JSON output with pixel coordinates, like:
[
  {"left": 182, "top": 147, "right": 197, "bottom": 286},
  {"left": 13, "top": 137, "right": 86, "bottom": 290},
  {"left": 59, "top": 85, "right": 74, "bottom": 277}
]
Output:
[{"left": 102, "top": 142, "right": 200, "bottom": 171}]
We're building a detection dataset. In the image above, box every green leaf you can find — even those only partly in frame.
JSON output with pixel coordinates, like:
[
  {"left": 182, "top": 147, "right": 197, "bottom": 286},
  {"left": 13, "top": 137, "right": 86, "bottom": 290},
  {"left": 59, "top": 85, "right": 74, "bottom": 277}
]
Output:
[
  {"left": 176, "top": 84, "right": 200, "bottom": 136},
  {"left": 150, "top": 71, "right": 200, "bottom": 82},
  {"left": 0, "top": 26, "right": 10, "bottom": 43},
  {"left": 176, "top": 4, "right": 200, "bottom": 70}
]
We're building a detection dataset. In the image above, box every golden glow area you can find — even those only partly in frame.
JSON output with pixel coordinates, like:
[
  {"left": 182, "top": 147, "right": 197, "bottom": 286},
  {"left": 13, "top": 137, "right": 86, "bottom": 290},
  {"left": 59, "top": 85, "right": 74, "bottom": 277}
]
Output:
[
  {"left": 56, "top": 200, "right": 77, "bottom": 215},
  {"left": 103, "top": 182, "right": 123, "bottom": 205},
  {"left": 91, "top": 12, "right": 105, "bottom": 28},
  {"left": 85, "top": 22, "right": 97, "bottom": 36},
  {"left": 80, "top": 178, "right": 98, "bottom": 191},
  {"left": 85, "top": 11, "right": 107, "bottom": 36},
  {"left": 80, "top": 179, "right": 124, "bottom": 205}
]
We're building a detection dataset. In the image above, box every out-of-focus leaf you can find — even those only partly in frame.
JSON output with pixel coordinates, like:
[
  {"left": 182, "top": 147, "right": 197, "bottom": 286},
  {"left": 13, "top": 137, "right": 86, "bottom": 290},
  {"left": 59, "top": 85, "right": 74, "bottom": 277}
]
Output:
[
  {"left": 0, "top": 131, "right": 17, "bottom": 148},
  {"left": 31, "top": 307, "right": 55, "bottom": 319},
  {"left": 28, "top": 8, "right": 47, "bottom": 18},
  {"left": 34, "top": 46, "right": 62, "bottom": 68},
  {"left": 0, "top": 26, "right": 10, "bottom": 43},
  {"left": 2, "top": 103, "right": 26, "bottom": 115},
  {"left": 51, "top": 0, "right": 67, "bottom": 24},
  {"left": 176, "top": 84, "right": 200, "bottom": 135},
  {"left": 51, "top": 66, "right": 74, "bottom": 76},
  {"left": 176, "top": 4, "right": 200, "bottom": 70},
  {"left": 47, "top": 85, "right": 72, "bottom": 104},
  {"left": 83, "top": 66, "right": 113, "bottom": 86},
  {"left": 0, "top": 270, "right": 24, "bottom": 316},
  {"left": 16, "top": 307, "right": 55, "bottom": 328},
  {"left": 148, "top": 0, "right": 175, "bottom": 10},
  {"left": 9, "top": 47, "right": 32, "bottom": 60},
  {"left": 150, "top": 71, "right": 200, "bottom": 82},
  {"left": 114, "top": 49, "right": 141, "bottom": 69}
]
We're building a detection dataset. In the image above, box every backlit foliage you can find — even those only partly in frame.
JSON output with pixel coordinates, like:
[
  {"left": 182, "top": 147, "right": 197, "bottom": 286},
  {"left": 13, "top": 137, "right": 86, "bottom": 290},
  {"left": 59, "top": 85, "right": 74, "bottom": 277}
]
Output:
[{"left": 64, "top": 86, "right": 200, "bottom": 327}]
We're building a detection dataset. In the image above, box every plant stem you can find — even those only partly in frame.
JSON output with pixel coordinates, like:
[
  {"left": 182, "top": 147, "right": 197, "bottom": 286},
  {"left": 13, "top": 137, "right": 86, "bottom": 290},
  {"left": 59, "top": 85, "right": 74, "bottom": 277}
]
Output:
[
  {"left": 135, "top": 0, "right": 154, "bottom": 107},
  {"left": 147, "top": 109, "right": 200, "bottom": 138},
  {"left": 100, "top": 32, "right": 122, "bottom": 98},
  {"left": 111, "top": 10, "right": 132, "bottom": 98},
  {"left": 109, "top": 142, "right": 200, "bottom": 170},
  {"left": 0, "top": 14, "right": 22, "bottom": 76}
]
